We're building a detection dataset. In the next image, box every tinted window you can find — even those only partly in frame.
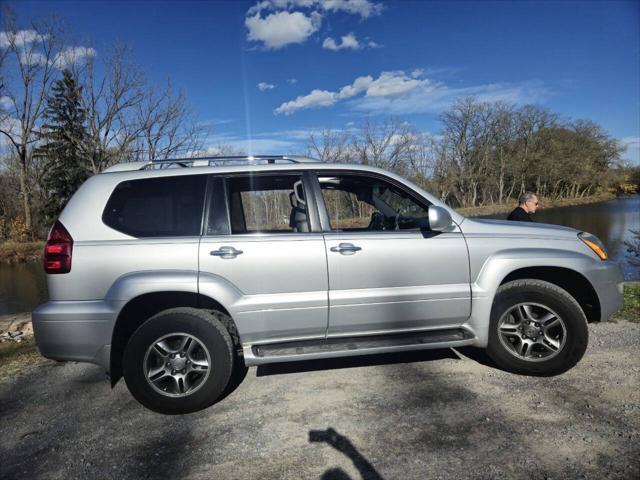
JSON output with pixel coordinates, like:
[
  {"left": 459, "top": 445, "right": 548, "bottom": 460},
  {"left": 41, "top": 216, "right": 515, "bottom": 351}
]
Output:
[
  {"left": 103, "top": 175, "right": 206, "bottom": 237},
  {"left": 318, "top": 174, "right": 431, "bottom": 232},
  {"left": 226, "top": 174, "right": 308, "bottom": 234}
]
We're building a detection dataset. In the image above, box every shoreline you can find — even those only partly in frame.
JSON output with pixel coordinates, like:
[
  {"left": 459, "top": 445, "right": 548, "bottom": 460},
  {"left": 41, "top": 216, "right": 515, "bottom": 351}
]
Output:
[{"left": 456, "top": 192, "right": 619, "bottom": 218}]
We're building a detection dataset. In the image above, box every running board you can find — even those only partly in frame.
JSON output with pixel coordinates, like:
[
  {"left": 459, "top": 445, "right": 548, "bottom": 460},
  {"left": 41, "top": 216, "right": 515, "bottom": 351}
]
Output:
[{"left": 243, "top": 328, "right": 475, "bottom": 366}]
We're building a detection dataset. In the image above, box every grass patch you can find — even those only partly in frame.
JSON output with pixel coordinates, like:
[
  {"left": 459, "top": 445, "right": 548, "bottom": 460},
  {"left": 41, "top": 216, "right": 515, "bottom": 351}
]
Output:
[
  {"left": 0, "top": 241, "right": 45, "bottom": 264},
  {"left": 0, "top": 337, "right": 49, "bottom": 380},
  {"left": 612, "top": 283, "right": 640, "bottom": 322}
]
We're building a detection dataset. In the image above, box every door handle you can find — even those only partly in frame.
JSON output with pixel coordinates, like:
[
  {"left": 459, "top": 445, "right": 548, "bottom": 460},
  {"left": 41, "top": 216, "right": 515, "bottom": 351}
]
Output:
[
  {"left": 330, "top": 243, "right": 362, "bottom": 255},
  {"left": 210, "top": 246, "right": 243, "bottom": 259}
]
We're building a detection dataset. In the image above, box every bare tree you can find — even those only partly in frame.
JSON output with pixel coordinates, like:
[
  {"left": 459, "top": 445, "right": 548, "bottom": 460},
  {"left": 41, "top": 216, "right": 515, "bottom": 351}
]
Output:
[
  {"left": 132, "top": 80, "right": 207, "bottom": 161},
  {"left": 352, "top": 118, "right": 416, "bottom": 174},
  {"left": 0, "top": 15, "right": 61, "bottom": 232},
  {"left": 306, "top": 128, "right": 351, "bottom": 163},
  {"left": 77, "top": 45, "right": 144, "bottom": 173}
]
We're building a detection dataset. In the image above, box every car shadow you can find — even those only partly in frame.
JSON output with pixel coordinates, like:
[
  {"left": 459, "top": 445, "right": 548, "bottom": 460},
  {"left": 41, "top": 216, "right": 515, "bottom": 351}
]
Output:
[{"left": 453, "top": 346, "right": 499, "bottom": 368}]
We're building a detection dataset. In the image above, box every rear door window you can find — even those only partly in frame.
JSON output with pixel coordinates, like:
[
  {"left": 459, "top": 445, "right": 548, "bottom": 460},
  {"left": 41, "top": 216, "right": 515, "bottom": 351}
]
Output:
[
  {"left": 103, "top": 175, "right": 206, "bottom": 237},
  {"left": 226, "top": 174, "right": 309, "bottom": 234}
]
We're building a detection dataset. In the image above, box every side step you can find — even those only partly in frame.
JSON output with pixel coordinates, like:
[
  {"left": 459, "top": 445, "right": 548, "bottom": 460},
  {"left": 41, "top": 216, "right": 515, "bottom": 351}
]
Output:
[{"left": 248, "top": 328, "right": 474, "bottom": 365}]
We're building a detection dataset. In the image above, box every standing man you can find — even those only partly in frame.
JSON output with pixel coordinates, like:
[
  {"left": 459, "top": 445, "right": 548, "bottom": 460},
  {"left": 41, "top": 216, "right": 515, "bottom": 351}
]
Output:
[{"left": 507, "top": 192, "right": 539, "bottom": 222}]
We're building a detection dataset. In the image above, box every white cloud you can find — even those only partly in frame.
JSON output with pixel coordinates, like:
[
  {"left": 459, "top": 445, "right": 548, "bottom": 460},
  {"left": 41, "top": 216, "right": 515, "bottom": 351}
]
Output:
[
  {"left": 245, "top": 10, "right": 321, "bottom": 49},
  {"left": 12, "top": 45, "right": 96, "bottom": 69},
  {"left": 18, "top": 50, "right": 48, "bottom": 67},
  {"left": 275, "top": 89, "right": 337, "bottom": 115},
  {"left": 275, "top": 71, "right": 427, "bottom": 114},
  {"left": 257, "top": 82, "right": 276, "bottom": 91},
  {"left": 53, "top": 46, "right": 96, "bottom": 69},
  {"left": 322, "top": 0, "right": 383, "bottom": 18},
  {"left": 322, "top": 33, "right": 363, "bottom": 51},
  {"left": 274, "top": 69, "right": 549, "bottom": 115},
  {"left": 352, "top": 80, "right": 549, "bottom": 114},
  {"left": 0, "top": 29, "right": 49, "bottom": 48},
  {"left": 365, "top": 71, "right": 427, "bottom": 97},
  {"left": 248, "top": 0, "right": 382, "bottom": 19},
  {"left": 0, "top": 96, "right": 13, "bottom": 110},
  {"left": 286, "top": 78, "right": 298, "bottom": 84},
  {"left": 0, "top": 115, "right": 22, "bottom": 151},
  {"left": 337, "top": 75, "right": 373, "bottom": 99},
  {"left": 245, "top": 1, "right": 382, "bottom": 49}
]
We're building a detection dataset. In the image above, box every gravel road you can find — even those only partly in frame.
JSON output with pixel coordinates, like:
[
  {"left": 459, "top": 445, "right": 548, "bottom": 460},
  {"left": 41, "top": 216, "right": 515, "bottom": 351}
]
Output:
[{"left": 1, "top": 320, "right": 639, "bottom": 480}]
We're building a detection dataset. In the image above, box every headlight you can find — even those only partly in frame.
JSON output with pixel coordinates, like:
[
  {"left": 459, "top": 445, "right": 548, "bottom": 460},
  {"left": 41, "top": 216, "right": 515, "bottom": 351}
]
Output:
[{"left": 578, "top": 232, "right": 608, "bottom": 260}]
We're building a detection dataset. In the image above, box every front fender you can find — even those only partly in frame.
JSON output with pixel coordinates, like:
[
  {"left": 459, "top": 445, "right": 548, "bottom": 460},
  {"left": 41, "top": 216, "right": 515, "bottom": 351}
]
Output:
[
  {"left": 473, "top": 248, "right": 597, "bottom": 294},
  {"left": 466, "top": 248, "right": 599, "bottom": 347}
]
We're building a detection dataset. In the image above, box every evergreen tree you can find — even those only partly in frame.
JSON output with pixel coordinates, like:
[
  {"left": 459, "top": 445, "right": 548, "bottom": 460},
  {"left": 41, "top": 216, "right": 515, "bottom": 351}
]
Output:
[{"left": 37, "top": 69, "right": 90, "bottom": 221}]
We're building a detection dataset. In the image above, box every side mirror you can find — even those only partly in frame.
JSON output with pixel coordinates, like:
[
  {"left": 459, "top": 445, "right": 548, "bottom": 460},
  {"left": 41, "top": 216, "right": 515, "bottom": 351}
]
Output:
[{"left": 428, "top": 205, "right": 454, "bottom": 232}]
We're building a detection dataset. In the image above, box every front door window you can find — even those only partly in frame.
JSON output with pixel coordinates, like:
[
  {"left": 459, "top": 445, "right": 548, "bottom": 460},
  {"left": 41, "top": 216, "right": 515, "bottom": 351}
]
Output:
[{"left": 318, "top": 174, "right": 431, "bottom": 232}]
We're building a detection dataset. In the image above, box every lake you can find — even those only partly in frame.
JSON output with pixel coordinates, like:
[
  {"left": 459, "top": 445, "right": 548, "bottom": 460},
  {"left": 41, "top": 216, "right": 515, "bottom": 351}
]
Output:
[{"left": 0, "top": 195, "right": 638, "bottom": 315}]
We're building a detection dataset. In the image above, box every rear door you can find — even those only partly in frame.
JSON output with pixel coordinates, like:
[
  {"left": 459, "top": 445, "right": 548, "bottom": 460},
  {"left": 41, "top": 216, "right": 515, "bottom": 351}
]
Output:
[
  {"left": 198, "top": 172, "right": 329, "bottom": 344},
  {"left": 312, "top": 171, "right": 471, "bottom": 336}
]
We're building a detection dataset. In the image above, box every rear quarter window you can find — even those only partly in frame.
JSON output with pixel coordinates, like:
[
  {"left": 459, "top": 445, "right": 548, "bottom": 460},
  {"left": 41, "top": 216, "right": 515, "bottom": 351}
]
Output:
[{"left": 102, "top": 175, "right": 207, "bottom": 237}]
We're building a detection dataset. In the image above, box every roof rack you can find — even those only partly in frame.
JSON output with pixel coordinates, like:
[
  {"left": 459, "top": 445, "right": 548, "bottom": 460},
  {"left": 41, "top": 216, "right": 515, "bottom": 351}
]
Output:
[
  {"left": 140, "top": 155, "right": 320, "bottom": 170},
  {"left": 101, "top": 155, "right": 321, "bottom": 173}
]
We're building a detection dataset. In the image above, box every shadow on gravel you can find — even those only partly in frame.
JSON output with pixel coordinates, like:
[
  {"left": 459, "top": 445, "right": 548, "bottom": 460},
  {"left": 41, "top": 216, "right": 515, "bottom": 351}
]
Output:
[
  {"left": 217, "top": 357, "right": 249, "bottom": 402},
  {"left": 309, "top": 428, "right": 384, "bottom": 480},
  {"left": 454, "top": 346, "right": 499, "bottom": 369},
  {"left": 256, "top": 348, "right": 459, "bottom": 377},
  {"left": 0, "top": 363, "right": 201, "bottom": 480}
]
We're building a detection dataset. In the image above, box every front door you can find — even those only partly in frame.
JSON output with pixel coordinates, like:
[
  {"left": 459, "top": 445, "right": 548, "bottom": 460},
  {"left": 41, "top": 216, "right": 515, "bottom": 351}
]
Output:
[{"left": 314, "top": 172, "right": 471, "bottom": 336}]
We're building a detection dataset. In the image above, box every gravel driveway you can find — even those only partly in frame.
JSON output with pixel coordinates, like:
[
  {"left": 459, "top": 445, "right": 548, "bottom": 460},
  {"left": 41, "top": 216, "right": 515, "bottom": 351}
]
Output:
[{"left": 1, "top": 320, "right": 639, "bottom": 480}]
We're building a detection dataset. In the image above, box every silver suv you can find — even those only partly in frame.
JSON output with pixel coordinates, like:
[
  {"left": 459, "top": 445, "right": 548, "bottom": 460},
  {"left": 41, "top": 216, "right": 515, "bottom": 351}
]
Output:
[{"left": 33, "top": 156, "right": 623, "bottom": 414}]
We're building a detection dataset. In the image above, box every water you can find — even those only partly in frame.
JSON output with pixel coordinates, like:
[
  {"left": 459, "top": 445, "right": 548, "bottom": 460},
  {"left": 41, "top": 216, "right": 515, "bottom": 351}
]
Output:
[
  {"left": 0, "top": 195, "right": 637, "bottom": 315},
  {"left": 0, "top": 261, "right": 48, "bottom": 315}
]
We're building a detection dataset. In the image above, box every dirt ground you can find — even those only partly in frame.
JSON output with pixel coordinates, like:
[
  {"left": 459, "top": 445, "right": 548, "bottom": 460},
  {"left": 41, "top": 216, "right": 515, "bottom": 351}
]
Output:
[{"left": 1, "top": 320, "right": 639, "bottom": 480}]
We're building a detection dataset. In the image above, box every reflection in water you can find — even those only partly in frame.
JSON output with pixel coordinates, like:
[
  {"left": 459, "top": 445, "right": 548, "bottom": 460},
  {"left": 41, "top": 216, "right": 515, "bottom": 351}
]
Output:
[
  {"left": 0, "top": 261, "right": 48, "bottom": 315},
  {"left": 0, "top": 195, "right": 638, "bottom": 315},
  {"left": 483, "top": 195, "right": 640, "bottom": 280}
]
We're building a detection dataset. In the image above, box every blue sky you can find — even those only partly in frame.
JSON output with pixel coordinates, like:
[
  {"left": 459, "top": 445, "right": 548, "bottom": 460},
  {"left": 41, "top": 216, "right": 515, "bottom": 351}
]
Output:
[{"left": 8, "top": 0, "right": 640, "bottom": 162}]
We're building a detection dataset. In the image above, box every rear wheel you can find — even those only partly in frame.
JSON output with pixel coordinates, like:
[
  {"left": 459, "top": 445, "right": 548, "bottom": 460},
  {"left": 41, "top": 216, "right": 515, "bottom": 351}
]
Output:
[
  {"left": 486, "top": 279, "right": 588, "bottom": 376},
  {"left": 123, "top": 307, "right": 234, "bottom": 414}
]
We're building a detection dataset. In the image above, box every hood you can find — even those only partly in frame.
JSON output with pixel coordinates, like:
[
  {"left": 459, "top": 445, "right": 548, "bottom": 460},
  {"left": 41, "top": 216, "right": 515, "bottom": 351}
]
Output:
[{"left": 460, "top": 217, "right": 580, "bottom": 238}]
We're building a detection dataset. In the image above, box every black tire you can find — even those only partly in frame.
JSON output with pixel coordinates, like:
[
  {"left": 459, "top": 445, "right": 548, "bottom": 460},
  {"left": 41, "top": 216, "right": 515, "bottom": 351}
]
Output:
[
  {"left": 486, "top": 279, "right": 588, "bottom": 376},
  {"left": 123, "top": 307, "right": 234, "bottom": 414}
]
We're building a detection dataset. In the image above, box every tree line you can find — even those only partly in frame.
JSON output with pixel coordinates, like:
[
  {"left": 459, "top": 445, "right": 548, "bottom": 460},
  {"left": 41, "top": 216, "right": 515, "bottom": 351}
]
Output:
[{"left": 306, "top": 101, "right": 632, "bottom": 210}]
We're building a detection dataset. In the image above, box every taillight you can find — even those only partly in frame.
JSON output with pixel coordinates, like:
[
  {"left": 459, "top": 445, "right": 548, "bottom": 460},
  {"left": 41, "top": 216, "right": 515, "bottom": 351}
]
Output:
[{"left": 44, "top": 221, "right": 73, "bottom": 274}]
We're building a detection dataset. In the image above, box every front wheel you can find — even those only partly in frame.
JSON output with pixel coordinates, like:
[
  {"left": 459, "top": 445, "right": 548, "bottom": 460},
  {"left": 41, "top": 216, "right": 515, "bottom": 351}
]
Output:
[
  {"left": 486, "top": 279, "right": 588, "bottom": 376},
  {"left": 123, "top": 307, "right": 234, "bottom": 414}
]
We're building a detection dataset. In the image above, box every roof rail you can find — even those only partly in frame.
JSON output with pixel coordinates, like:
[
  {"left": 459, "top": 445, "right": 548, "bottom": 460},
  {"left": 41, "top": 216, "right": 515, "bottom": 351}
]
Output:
[
  {"left": 140, "top": 155, "right": 320, "bottom": 170},
  {"left": 101, "top": 155, "right": 321, "bottom": 173}
]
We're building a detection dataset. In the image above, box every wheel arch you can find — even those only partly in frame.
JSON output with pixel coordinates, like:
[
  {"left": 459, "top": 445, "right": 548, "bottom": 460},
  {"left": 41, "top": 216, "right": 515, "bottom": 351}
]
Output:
[
  {"left": 499, "top": 266, "right": 601, "bottom": 323},
  {"left": 109, "top": 291, "right": 239, "bottom": 387}
]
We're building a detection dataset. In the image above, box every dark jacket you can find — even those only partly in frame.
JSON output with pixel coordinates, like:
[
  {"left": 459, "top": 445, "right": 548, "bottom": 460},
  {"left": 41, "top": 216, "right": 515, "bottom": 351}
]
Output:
[{"left": 507, "top": 206, "right": 533, "bottom": 222}]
